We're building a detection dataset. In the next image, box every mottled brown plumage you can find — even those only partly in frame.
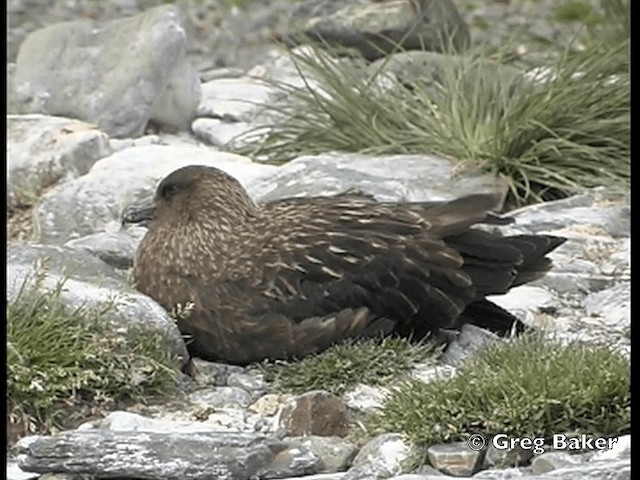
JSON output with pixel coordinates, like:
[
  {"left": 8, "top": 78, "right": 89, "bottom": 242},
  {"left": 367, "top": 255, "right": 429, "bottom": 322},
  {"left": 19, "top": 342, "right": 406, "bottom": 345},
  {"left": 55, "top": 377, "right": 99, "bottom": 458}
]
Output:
[{"left": 124, "top": 165, "right": 566, "bottom": 365}]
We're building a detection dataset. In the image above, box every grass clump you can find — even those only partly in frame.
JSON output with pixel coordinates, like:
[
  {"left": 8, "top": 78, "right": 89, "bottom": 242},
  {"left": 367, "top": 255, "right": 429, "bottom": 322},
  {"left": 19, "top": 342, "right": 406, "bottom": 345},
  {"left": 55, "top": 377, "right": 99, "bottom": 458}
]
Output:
[
  {"left": 7, "top": 275, "right": 179, "bottom": 441},
  {"left": 369, "top": 334, "right": 630, "bottom": 447},
  {"left": 232, "top": 5, "right": 628, "bottom": 205},
  {"left": 260, "top": 337, "right": 438, "bottom": 396}
]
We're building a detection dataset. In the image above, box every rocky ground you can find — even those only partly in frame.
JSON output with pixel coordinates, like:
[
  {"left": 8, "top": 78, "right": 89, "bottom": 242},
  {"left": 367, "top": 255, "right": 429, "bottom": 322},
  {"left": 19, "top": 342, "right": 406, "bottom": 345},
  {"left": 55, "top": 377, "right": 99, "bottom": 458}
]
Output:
[{"left": 7, "top": 0, "right": 630, "bottom": 479}]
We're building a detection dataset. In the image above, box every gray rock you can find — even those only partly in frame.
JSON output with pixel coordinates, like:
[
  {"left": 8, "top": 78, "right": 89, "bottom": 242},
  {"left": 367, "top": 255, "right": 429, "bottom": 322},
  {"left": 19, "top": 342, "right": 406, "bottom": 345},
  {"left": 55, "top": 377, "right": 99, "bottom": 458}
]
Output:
[
  {"left": 7, "top": 243, "right": 189, "bottom": 370},
  {"left": 279, "top": 390, "right": 350, "bottom": 437},
  {"left": 410, "top": 364, "right": 457, "bottom": 385},
  {"left": 533, "top": 459, "right": 630, "bottom": 479},
  {"left": 260, "top": 443, "right": 321, "bottom": 479},
  {"left": 7, "top": 460, "right": 38, "bottom": 480},
  {"left": 7, "top": 114, "right": 112, "bottom": 209},
  {"left": 248, "top": 152, "right": 506, "bottom": 204},
  {"left": 582, "top": 284, "right": 630, "bottom": 328},
  {"left": 191, "top": 359, "right": 245, "bottom": 387},
  {"left": 346, "top": 433, "right": 419, "bottom": 479},
  {"left": 197, "top": 76, "right": 278, "bottom": 121},
  {"left": 486, "top": 286, "right": 557, "bottom": 322},
  {"left": 85, "top": 411, "right": 227, "bottom": 434},
  {"left": 16, "top": 430, "right": 285, "bottom": 480},
  {"left": 482, "top": 441, "right": 533, "bottom": 469},
  {"left": 277, "top": 474, "right": 348, "bottom": 480},
  {"left": 591, "top": 435, "right": 631, "bottom": 461},
  {"left": 187, "top": 386, "right": 253, "bottom": 409},
  {"left": 531, "top": 451, "right": 586, "bottom": 474},
  {"left": 440, "top": 324, "right": 500, "bottom": 367},
  {"left": 284, "top": 436, "right": 358, "bottom": 473},
  {"left": 280, "top": 0, "right": 470, "bottom": 60},
  {"left": 344, "top": 384, "right": 390, "bottom": 414},
  {"left": 427, "top": 441, "right": 483, "bottom": 476},
  {"left": 192, "top": 118, "right": 260, "bottom": 148},
  {"left": 64, "top": 227, "right": 147, "bottom": 269},
  {"left": 11, "top": 5, "right": 201, "bottom": 137},
  {"left": 508, "top": 198, "right": 630, "bottom": 238},
  {"left": 227, "top": 371, "right": 269, "bottom": 399},
  {"left": 33, "top": 144, "right": 276, "bottom": 245}
]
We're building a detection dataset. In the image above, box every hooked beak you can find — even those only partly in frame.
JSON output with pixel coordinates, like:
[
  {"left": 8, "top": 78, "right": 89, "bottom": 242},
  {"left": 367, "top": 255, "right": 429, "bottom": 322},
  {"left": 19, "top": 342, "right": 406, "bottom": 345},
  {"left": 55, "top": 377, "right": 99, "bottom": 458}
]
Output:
[{"left": 121, "top": 196, "right": 156, "bottom": 229}]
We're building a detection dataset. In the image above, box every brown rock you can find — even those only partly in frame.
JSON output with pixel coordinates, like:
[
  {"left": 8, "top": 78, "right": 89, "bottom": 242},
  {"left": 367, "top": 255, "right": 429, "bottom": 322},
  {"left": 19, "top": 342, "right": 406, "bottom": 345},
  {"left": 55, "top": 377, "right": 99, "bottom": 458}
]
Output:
[{"left": 279, "top": 390, "right": 350, "bottom": 437}]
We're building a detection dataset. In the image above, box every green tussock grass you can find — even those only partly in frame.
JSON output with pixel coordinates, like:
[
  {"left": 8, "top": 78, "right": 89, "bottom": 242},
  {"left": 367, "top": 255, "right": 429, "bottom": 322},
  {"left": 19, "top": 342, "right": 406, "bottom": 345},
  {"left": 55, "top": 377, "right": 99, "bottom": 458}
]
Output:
[
  {"left": 259, "top": 337, "right": 439, "bottom": 396},
  {"left": 368, "top": 334, "right": 630, "bottom": 448},
  {"left": 230, "top": 0, "right": 628, "bottom": 206},
  {"left": 7, "top": 273, "right": 179, "bottom": 441}
]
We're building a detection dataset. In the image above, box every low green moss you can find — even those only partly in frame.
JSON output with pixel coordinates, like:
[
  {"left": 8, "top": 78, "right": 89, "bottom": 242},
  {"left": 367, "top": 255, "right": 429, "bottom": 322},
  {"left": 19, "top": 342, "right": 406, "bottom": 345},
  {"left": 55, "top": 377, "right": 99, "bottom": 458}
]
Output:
[
  {"left": 369, "top": 334, "right": 630, "bottom": 447},
  {"left": 260, "top": 337, "right": 439, "bottom": 396},
  {"left": 7, "top": 274, "right": 179, "bottom": 440},
  {"left": 553, "top": 0, "right": 599, "bottom": 24}
]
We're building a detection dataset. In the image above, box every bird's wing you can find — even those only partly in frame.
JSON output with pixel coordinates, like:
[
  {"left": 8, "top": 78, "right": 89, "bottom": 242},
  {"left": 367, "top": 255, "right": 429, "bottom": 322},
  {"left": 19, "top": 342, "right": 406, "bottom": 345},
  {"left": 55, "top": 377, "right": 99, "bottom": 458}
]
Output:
[{"left": 241, "top": 194, "right": 510, "bottom": 329}]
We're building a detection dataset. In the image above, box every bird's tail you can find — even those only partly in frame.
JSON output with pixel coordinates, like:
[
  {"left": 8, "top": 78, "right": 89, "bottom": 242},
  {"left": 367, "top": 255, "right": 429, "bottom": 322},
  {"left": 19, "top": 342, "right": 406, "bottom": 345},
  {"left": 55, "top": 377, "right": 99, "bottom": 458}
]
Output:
[{"left": 505, "top": 235, "right": 567, "bottom": 287}]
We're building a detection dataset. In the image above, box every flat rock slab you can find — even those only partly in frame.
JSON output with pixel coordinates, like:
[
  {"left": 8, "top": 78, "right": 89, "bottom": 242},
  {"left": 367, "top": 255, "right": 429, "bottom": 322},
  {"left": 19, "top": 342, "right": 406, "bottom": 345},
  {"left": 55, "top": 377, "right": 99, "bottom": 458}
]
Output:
[
  {"left": 7, "top": 114, "right": 112, "bottom": 209},
  {"left": 16, "top": 431, "right": 286, "bottom": 480},
  {"left": 248, "top": 152, "right": 506, "bottom": 203},
  {"left": 11, "top": 5, "right": 201, "bottom": 138}
]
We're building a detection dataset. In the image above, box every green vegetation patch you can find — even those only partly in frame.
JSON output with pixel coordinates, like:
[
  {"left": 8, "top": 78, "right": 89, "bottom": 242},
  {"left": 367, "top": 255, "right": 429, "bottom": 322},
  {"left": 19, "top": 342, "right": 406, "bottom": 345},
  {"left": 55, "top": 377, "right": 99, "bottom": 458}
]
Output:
[
  {"left": 369, "top": 334, "right": 630, "bottom": 447},
  {"left": 260, "top": 337, "right": 439, "bottom": 395},
  {"left": 553, "top": 0, "right": 599, "bottom": 24},
  {"left": 232, "top": 1, "right": 628, "bottom": 206},
  {"left": 7, "top": 275, "right": 179, "bottom": 441}
]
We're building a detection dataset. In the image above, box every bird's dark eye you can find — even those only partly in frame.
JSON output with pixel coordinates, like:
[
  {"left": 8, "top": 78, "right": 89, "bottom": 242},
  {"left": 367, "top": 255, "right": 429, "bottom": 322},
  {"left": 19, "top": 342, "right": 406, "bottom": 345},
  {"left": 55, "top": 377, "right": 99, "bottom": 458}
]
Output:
[{"left": 160, "top": 182, "right": 180, "bottom": 200}]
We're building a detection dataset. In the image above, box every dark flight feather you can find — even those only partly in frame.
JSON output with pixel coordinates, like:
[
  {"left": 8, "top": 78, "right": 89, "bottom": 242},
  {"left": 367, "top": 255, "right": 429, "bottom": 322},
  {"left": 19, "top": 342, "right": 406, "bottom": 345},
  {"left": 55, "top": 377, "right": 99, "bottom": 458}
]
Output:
[{"left": 126, "top": 165, "right": 567, "bottom": 365}]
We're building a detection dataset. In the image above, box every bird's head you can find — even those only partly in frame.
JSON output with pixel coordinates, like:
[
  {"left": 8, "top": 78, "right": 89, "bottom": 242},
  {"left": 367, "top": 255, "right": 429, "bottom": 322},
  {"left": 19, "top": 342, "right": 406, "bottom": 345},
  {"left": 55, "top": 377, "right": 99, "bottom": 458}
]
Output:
[{"left": 122, "top": 165, "right": 257, "bottom": 232}]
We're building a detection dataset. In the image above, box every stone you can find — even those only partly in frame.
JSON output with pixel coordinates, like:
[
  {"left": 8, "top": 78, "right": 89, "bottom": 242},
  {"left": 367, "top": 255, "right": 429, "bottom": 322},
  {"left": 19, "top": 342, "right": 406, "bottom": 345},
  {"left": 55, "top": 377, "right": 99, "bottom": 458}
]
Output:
[
  {"left": 531, "top": 451, "right": 586, "bottom": 474},
  {"left": 410, "top": 364, "right": 457, "bottom": 385},
  {"left": 33, "top": 144, "right": 277, "bottom": 245},
  {"left": 190, "top": 359, "right": 245, "bottom": 387},
  {"left": 508, "top": 196, "right": 630, "bottom": 238},
  {"left": 582, "top": 284, "right": 630, "bottom": 328},
  {"left": 85, "top": 411, "right": 222, "bottom": 434},
  {"left": 7, "top": 460, "right": 38, "bottom": 480},
  {"left": 187, "top": 386, "right": 253, "bottom": 409},
  {"left": 64, "top": 228, "right": 147, "bottom": 270},
  {"left": 284, "top": 436, "right": 358, "bottom": 473},
  {"left": 248, "top": 152, "right": 507, "bottom": 204},
  {"left": 532, "top": 459, "right": 630, "bottom": 479},
  {"left": 279, "top": 0, "right": 470, "bottom": 60},
  {"left": 259, "top": 444, "right": 321, "bottom": 478},
  {"left": 591, "top": 435, "right": 631, "bottom": 461},
  {"left": 427, "top": 441, "right": 484, "bottom": 476},
  {"left": 7, "top": 243, "right": 189, "bottom": 370},
  {"left": 227, "top": 371, "right": 269, "bottom": 398},
  {"left": 279, "top": 390, "right": 350, "bottom": 437},
  {"left": 482, "top": 441, "right": 534, "bottom": 469},
  {"left": 344, "top": 384, "right": 390, "bottom": 414},
  {"left": 7, "top": 114, "right": 112, "bottom": 209},
  {"left": 440, "top": 324, "right": 500, "bottom": 367},
  {"left": 249, "top": 393, "right": 294, "bottom": 417},
  {"left": 197, "top": 76, "right": 278, "bottom": 122},
  {"left": 192, "top": 118, "right": 260, "bottom": 149},
  {"left": 486, "top": 285, "right": 557, "bottom": 321},
  {"left": 346, "top": 433, "right": 419, "bottom": 479},
  {"left": 11, "top": 5, "right": 201, "bottom": 138},
  {"left": 16, "top": 430, "right": 286, "bottom": 480}
]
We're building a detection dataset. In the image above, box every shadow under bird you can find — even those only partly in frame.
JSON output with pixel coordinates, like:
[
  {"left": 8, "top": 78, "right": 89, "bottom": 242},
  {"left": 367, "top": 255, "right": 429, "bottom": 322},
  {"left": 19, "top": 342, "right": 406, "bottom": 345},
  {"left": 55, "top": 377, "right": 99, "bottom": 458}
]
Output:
[{"left": 122, "top": 165, "right": 566, "bottom": 365}]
